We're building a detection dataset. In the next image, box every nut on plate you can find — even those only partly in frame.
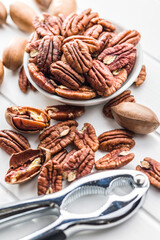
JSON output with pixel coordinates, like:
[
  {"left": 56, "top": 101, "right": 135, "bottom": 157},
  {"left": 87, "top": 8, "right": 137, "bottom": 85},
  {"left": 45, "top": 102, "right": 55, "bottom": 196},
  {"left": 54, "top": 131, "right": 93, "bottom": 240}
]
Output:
[{"left": 5, "top": 106, "right": 50, "bottom": 133}]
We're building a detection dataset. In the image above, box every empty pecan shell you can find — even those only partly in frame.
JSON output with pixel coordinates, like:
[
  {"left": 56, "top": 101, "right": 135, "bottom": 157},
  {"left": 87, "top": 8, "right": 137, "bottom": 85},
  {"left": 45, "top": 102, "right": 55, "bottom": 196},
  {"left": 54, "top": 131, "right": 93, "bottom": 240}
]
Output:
[
  {"left": 45, "top": 105, "right": 85, "bottom": 120},
  {"left": 0, "top": 130, "right": 30, "bottom": 155},
  {"left": 19, "top": 66, "right": 37, "bottom": 93},
  {"left": 98, "top": 129, "right": 135, "bottom": 152},
  {"left": 95, "top": 147, "right": 134, "bottom": 170},
  {"left": 5, "top": 148, "right": 51, "bottom": 184},
  {"left": 5, "top": 106, "right": 50, "bottom": 133},
  {"left": 136, "top": 157, "right": 160, "bottom": 188},
  {"left": 74, "top": 123, "right": 99, "bottom": 152},
  {"left": 135, "top": 65, "right": 146, "bottom": 87}
]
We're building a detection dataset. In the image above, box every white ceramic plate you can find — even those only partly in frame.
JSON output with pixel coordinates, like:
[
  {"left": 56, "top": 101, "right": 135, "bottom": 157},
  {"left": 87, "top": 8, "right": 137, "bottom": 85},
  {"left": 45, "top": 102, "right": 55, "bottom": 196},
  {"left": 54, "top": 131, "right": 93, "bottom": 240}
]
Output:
[{"left": 23, "top": 22, "right": 143, "bottom": 106}]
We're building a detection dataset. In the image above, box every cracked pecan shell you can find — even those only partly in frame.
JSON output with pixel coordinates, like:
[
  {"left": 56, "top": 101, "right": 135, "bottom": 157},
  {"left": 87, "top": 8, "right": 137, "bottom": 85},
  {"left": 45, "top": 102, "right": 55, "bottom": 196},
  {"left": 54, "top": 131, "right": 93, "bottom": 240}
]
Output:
[
  {"left": 0, "top": 130, "right": 30, "bottom": 155},
  {"left": 50, "top": 61, "right": 85, "bottom": 90},
  {"left": 62, "top": 39, "right": 93, "bottom": 74},
  {"left": 135, "top": 65, "right": 146, "bottom": 87},
  {"left": 136, "top": 157, "right": 160, "bottom": 188},
  {"left": 95, "top": 147, "right": 135, "bottom": 170},
  {"left": 98, "top": 129, "right": 135, "bottom": 152},
  {"left": 45, "top": 105, "right": 85, "bottom": 120},
  {"left": 103, "top": 90, "right": 136, "bottom": 118},
  {"left": 19, "top": 66, "right": 37, "bottom": 93},
  {"left": 74, "top": 123, "right": 99, "bottom": 152},
  {"left": 5, "top": 106, "right": 50, "bottom": 133}
]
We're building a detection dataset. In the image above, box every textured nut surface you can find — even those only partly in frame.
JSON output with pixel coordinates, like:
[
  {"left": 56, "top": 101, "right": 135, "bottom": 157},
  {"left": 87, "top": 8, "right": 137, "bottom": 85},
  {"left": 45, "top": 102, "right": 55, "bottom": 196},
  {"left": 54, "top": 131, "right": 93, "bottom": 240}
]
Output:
[
  {"left": 136, "top": 157, "right": 160, "bottom": 188},
  {"left": 0, "top": 60, "right": 4, "bottom": 85},
  {"left": 25, "top": 32, "right": 40, "bottom": 54},
  {"left": 0, "top": 130, "right": 30, "bottom": 155},
  {"left": 95, "top": 147, "right": 134, "bottom": 169},
  {"left": 49, "top": 0, "right": 77, "bottom": 16},
  {"left": 5, "top": 106, "right": 50, "bottom": 133},
  {"left": 74, "top": 123, "right": 99, "bottom": 152},
  {"left": 35, "top": 0, "right": 52, "bottom": 10},
  {"left": 0, "top": 1, "right": 7, "bottom": 25},
  {"left": 45, "top": 105, "right": 85, "bottom": 120},
  {"left": 19, "top": 66, "right": 37, "bottom": 93},
  {"left": 135, "top": 65, "right": 146, "bottom": 87},
  {"left": 98, "top": 129, "right": 135, "bottom": 152}
]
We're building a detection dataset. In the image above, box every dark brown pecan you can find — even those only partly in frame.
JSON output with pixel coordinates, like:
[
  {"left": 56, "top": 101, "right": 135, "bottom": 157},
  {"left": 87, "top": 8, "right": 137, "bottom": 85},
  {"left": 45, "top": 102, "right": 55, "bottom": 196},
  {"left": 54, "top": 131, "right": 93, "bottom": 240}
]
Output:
[
  {"left": 103, "top": 90, "right": 136, "bottom": 118},
  {"left": 28, "top": 63, "right": 56, "bottom": 93},
  {"left": 108, "top": 30, "right": 141, "bottom": 47},
  {"left": 38, "top": 120, "right": 78, "bottom": 154},
  {"left": 25, "top": 31, "right": 41, "bottom": 54},
  {"left": 5, "top": 106, "right": 50, "bottom": 133},
  {"left": 84, "top": 24, "right": 103, "bottom": 38},
  {"left": 136, "top": 157, "right": 160, "bottom": 188},
  {"left": 95, "top": 147, "right": 135, "bottom": 170},
  {"left": 98, "top": 43, "right": 136, "bottom": 72},
  {"left": 135, "top": 65, "right": 146, "bottom": 87},
  {"left": 63, "top": 147, "right": 95, "bottom": 182},
  {"left": 38, "top": 160, "right": 62, "bottom": 195},
  {"left": 5, "top": 148, "right": 51, "bottom": 184},
  {"left": 51, "top": 149, "right": 68, "bottom": 165},
  {"left": 74, "top": 123, "right": 99, "bottom": 152},
  {"left": 50, "top": 61, "right": 85, "bottom": 90},
  {"left": 62, "top": 40, "right": 93, "bottom": 74},
  {"left": 55, "top": 85, "right": 97, "bottom": 100},
  {"left": 0, "top": 130, "right": 30, "bottom": 155},
  {"left": 45, "top": 105, "right": 85, "bottom": 120},
  {"left": 18, "top": 66, "right": 37, "bottom": 93},
  {"left": 97, "top": 32, "right": 115, "bottom": 54},
  {"left": 98, "top": 129, "right": 135, "bottom": 152}
]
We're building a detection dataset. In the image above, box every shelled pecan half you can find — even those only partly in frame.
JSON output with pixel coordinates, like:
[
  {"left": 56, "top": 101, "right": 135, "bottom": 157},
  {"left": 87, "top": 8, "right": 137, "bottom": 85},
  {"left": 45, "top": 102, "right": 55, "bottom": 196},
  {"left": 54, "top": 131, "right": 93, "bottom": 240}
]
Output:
[
  {"left": 135, "top": 65, "right": 146, "bottom": 87},
  {"left": 103, "top": 90, "right": 135, "bottom": 118},
  {"left": 74, "top": 123, "right": 99, "bottom": 152},
  {"left": 5, "top": 106, "right": 50, "bottom": 133},
  {"left": 84, "top": 24, "right": 103, "bottom": 39},
  {"left": 5, "top": 148, "right": 51, "bottom": 184},
  {"left": 95, "top": 147, "right": 135, "bottom": 170},
  {"left": 19, "top": 66, "right": 37, "bottom": 93},
  {"left": 0, "top": 130, "right": 30, "bottom": 155},
  {"left": 45, "top": 105, "right": 85, "bottom": 120},
  {"left": 98, "top": 129, "right": 135, "bottom": 152},
  {"left": 90, "top": 17, "right": 116, "bottom": 32},
  {"left": 25, "top": 31, "right": 41, "bottom": 54},
  {"left": 136, "top": 157, "right": 160, "bottom": 188}
]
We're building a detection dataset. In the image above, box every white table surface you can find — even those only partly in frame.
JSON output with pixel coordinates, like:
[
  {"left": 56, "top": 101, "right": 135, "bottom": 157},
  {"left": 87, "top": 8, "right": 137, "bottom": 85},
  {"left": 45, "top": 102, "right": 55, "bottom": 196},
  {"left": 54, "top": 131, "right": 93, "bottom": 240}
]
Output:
[{"left": 0, "top": 0, "right": 160, "bottom": 239}]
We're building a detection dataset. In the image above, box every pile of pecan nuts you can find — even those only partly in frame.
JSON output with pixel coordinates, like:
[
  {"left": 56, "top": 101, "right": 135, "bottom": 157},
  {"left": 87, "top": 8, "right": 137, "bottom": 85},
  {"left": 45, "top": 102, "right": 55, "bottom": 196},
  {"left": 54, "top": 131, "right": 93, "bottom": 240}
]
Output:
[{"left": 25, "top": 8, "right": 141, "bottom": 99}]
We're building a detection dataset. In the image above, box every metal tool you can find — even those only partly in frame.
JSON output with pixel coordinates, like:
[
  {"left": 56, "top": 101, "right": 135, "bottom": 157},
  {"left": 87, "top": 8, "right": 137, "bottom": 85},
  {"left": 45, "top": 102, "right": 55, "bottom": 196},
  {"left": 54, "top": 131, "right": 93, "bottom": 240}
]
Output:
[{"left": 0, "top": 170, "right": 149, "bottom": 240}]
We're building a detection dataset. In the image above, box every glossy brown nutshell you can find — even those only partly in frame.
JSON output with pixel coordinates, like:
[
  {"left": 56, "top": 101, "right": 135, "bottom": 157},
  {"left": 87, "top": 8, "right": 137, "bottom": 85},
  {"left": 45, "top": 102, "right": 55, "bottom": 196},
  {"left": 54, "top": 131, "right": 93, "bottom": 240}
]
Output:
[
  {"left": 135, "top": 65, "right": 146, "bottom": 87},
  {"left": 98, "top": 129, "right": 135, "bottom": 152},
  {"left": 0, "top": 130, "right": 30, "bottom": 155},
  {"left": 5, "top": 148, "right": 51, "bottom": 184},
  {"left": 38, "top": 160, "right": 62, "bottom": 195},
  {"left": 5, "top": 106, "right": 50, "bottom": 133},
  {"left": 74, "top": 123, "right": 99, "bottom": 152},
  {"left": 38, "top": 120, "right": 78, "bottom": 154},
  {"left": 95, "top": 147, "right": 134, "bottom": 170},
  {"left": 103, "top": 90, "right": 135, "bottom": 118},
  {"left": 45, "top": 105, "right": 85, "bottom": 120},
  {"left": 136, "top": 157, "right": 160, "bottom": 189},
  {"left": 19, "top": 66, "right": 37, "bottom": 93}
]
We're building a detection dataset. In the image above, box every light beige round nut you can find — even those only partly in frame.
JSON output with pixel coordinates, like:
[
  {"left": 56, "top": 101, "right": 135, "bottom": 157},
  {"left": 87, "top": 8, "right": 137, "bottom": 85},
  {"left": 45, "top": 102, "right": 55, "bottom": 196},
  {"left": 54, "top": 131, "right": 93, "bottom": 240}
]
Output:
[
  {"left": 34, "top": 0, "right": 52, "bottom": 10},
  {"left": 3, "top": 37, "right": 27, "bottom": 71},
  {"left": 0, "top": 1, "right": 7, "bottom": 25},
  {"left": 0, "top": 60, "right": 4, "bottom": 85},
  {"left": 49, "top": 0, "right": 77, "bottom": 16},
  {"left": 111, "top": 102, "right": 160, "bottom": 134},
  {"left": 9, "top": 2, "right": 37, "bottom": 32}
]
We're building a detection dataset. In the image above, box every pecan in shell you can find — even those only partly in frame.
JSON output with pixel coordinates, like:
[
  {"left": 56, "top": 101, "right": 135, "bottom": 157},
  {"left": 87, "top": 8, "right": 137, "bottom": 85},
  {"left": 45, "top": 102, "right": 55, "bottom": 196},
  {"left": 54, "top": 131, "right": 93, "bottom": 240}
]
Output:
[
  {"left": 135, "top": 65, "right": 146, "bottom": 87},
  {"left": 19, "top": 66, "right": 37, "bottom": 93}
]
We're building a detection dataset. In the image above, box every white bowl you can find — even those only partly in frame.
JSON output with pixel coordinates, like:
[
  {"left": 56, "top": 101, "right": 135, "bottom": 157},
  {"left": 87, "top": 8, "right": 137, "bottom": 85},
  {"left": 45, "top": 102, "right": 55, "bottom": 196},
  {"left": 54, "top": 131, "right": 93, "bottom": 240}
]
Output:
[{"left": 23, "top": 22, "right": 143, "bottom": 106}]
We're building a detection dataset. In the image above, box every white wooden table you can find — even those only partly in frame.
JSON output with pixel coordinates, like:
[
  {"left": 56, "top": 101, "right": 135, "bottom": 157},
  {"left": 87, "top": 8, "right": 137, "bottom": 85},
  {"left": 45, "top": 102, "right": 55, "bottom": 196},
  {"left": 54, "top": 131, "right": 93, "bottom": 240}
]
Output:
[{"left": 0, "top": 0, "right": 160, "bottom": 239}]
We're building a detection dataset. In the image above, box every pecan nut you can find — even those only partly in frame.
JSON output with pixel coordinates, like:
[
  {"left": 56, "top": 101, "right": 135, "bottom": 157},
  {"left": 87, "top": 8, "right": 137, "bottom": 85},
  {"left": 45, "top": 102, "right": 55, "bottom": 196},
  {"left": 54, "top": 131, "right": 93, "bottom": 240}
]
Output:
[
  {"left": 90, "top": 17, "right": 116, "bottom": 32},
  {"left": 45, "top": 105, "right": 85, "bottom": 120},
  {"left": 25, "top": 31, "right": 40, "bottom": 54},
  {"left": 5, "top": 106, "right": 50, "bottom": 133},
  {"left": 38, "top": 160, "right": 62, "bottom": 195},
  {"left": 62, "top": 39, "right": 93, "bottom": 74},
  {"left": 18, "top": 66, "right": 37, "bottom": 93},
  {"left": 98, "top": 129, "right": 135, "bottom": 152},
  {"left": 74, "top": 123, "right": 99, "bottom": 152},
  {"left": 135, "top": 65, "right": 146, "bottom": 87},
  {"left": 5, "top": 148, "right": 51, "bottom": 184},
  {"left": 95, "top": 147, "right": 135, "bottom": 169},
  {"left": 0, "top": 130, "right": 30, "bottom": 155},
  {"left": 38, "top": 120, "right": 78, "bottom": 154},
  {"left": 136, "top": 157, "right": 160, "bottom": 188},
  {"left": 84, "top": 24, "right": 103, "bottom": 39},
  {"left": 103, "top": 90, "right": 136, "bottom": 118},
  {"left": 50, "top": 61, "right": 85, "bottom": 90}
]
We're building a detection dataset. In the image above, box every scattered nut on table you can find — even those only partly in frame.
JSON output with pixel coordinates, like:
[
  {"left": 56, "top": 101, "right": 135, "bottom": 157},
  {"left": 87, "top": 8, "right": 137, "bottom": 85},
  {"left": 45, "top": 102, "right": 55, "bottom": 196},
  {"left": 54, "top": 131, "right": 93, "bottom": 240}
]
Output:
[{"left": 0, "top": 1, "right": 7, "bottom": 25}]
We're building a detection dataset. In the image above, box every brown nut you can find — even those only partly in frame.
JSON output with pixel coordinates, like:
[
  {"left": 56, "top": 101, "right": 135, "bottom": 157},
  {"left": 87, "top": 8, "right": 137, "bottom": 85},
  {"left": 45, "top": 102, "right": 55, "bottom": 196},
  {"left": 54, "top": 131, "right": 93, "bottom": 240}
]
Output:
[
  {"left": 0, "top": 1, "right": 7, "bottom": 25},
  {"left": 0, "top": 60, "right": 4, "bottom": 85},
  {"left": 5, "top": 148, "right": 51, "bottom": 184},
  {"left": 98, "top": 129, "right": 135, "bottom": 152},
  {"left": 111, "top": 102, "right": 160, "bottom": 134},
  {"left": 95, "top": 147, "right": 135, "bottom": 170},
  {"left": 135, "top": 65, "right": 146, "bottom": 87},
  {"left": 45, "top": 105, "right": 85, "bottom": 120},
  {"left": 136, "top": 157, "right": 160, "bottom": 189},
  {"left": 3, "top": 37, "right": 27, "bottom": 71},
  {"left": 0, "top": 130, "right": 30, "bottom": 155},
  {"left": 34, "top": 0, "right": 52, "bottom": 10},
  {"left": 5, "top": 106, "right": 50, "bottom": 133},
  {"left": 25, "top": 32, "right": 41, "bottom": 54},
  {"left": 18, "top": 66, "right": 37, "bottom": 93},
  {"left": 9, "top": 2, "right": 37, "bottom": 32},
  {"left": 74, "top": 123, "right": 99, "bottom": 152},
  {"left": 49, "top": 0, "right": 77, "bottom": 16}
]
